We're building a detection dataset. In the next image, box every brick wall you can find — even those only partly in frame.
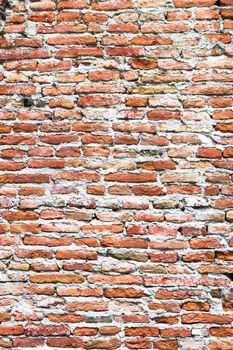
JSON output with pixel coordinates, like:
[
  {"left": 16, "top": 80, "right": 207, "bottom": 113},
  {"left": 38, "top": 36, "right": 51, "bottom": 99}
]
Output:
[{"left": 0, "top": 0, "right": 232, "bottom": 349}]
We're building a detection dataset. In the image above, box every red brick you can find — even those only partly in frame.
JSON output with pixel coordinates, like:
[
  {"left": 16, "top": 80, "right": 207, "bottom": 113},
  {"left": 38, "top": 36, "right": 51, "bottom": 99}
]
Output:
[
  {"left": 0, "top": 49, "right": 50, "bottom": 60},
  {"left": 182, "top": 314, "right": 232, "bottom": 324},
  {"left": 129, "top": 58, "right": 157, "bottom": 69},
  {"left": 197, "top": 148, "right": 222, "bottom": 158},
  {"left": 13, "top": 338, "right": 45, "bottom": 347},
  {"left": 25, "top": 324, "right": 69, "bottom": 336},
  {"left": 154, "top": 340, "right": 178, "bottom": 350},
  {"left": 29, "top": 274, "right": 84, "bottom": 284},
  {"left": 78, "top": 96, "right": 120, "bottom": 107},
  {"left": 0, "top": 325, "right": 24, "bottom": 335},
  {"left": 104, "top": 173, "right": 157, "bottom": 182},
  {"left": 55, "top": 48, "right": 103, "bottom": 58},
  {"left": 174, "top": 0, "right": 217, "bottom": 7}
]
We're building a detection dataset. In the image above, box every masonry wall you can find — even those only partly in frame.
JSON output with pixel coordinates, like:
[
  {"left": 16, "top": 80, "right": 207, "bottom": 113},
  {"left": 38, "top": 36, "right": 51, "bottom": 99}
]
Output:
[{"left": 0, "top": 0, "right": 232, "bottom": 349}]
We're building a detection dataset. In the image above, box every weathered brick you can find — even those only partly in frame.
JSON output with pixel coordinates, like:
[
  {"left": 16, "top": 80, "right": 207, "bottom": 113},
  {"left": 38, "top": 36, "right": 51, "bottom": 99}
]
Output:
[
  {"left": 174, "top": 0, "right": 217, "bottom": 7},
  {"left": 0, "top": 0, "right": 231, "bottom": 347}
]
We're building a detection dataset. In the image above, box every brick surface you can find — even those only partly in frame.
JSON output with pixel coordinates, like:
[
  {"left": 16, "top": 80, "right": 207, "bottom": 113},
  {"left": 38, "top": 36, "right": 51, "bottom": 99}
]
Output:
[{"left": 0, "top": 0, "right": 232, "bottom": 349}]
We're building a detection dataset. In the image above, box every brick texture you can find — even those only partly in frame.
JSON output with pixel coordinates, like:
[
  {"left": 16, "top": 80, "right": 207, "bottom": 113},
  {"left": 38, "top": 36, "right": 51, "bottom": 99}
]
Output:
[{"left": 0, "top": 0, "right": 233, "bottom": 349}]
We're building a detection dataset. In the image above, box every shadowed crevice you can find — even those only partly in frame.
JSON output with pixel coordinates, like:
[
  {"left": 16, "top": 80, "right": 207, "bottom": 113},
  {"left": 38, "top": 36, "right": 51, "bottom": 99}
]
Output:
[
  {"left": 0, "top": 0, "right": 10, "bottom": 20},
  {"left": 223, "top": 273, "right": 233, "bottom": 281}
]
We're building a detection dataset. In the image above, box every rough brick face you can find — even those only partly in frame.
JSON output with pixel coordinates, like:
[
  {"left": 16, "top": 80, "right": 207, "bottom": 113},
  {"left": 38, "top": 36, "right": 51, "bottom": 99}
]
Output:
[{"left": 0, "top": 0, "right": 232, "bottom": 349}]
